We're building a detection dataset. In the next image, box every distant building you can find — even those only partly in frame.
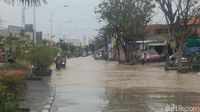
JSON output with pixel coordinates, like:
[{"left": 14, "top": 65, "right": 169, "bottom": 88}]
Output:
[
  {"left": 24, "top": 24, "right": 34, "bottom": 43},
  {"left": 0, "top": 29, "right": 8, "bottom": 38},
  {"left": 7, "top": 25, "right": 23, "bottom": 37},
  {"left": 25, "top": 24, "right": 34, "bottom": 32},
  {"left": 132, "top": 24, "right": 169, "bottom": 54},
  {"left": 144, "top": 24, "right": 168, "bottom": 41},
  {"left": 36, "top": 32, "right": 43, "bottom": 42}
]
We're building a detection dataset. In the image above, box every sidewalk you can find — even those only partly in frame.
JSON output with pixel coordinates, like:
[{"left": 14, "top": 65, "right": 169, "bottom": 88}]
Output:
[{"left": 19, "top": 72, "right": 56, "bottom": 112}]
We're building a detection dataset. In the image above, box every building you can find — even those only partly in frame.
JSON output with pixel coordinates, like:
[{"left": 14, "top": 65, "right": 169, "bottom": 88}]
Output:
[
  {"left": 142, "top": 21, "right": 200, "bottom": 54},
  {"left": 135, "top": 24, "right": 169, "bottom": 54},
  {"left": 144, "top": 24, "right": 168, "bottom": 41},
  {"left": 36, "top": 32, "right": 43, "bottom": 42},
  {"left": 24, "top": 24, "right": 34, "bottom": 43},
  {"left": 24, "top": 24, "right": 43, "bottom": 43},
  {"left": 25, "top": 24, "right": 34, "bottom": 32},
  {"left": 7, "top": 25, "right": 24, "bottom": 37}
]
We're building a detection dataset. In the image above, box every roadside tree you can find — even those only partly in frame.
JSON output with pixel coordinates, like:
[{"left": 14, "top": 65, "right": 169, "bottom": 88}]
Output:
[
  {"left": 155, "top": 0, "right": 200, "bottom": 70},
  {"left": 96, "top": 0, "right": 155, "bottom": 62}
]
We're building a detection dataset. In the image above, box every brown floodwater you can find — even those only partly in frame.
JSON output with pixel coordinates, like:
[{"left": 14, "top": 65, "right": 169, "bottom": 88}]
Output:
[{"left": 50, "top": 56, "right": 200, "bottom": 112}]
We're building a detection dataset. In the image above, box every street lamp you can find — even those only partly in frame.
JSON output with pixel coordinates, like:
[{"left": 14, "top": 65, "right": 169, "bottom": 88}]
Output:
[
  {"left": 33, "top": 5, "right": 68, "bottom": 45},
  {"left": 37, "top": 5, "right": 68, "bottom": 45},
  {"left": 49, "top": 5, "right": 69, "bottom": 45}
]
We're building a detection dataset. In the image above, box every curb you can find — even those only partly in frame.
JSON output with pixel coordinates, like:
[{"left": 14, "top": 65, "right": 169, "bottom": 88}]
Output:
[{"left": 41, "top": 85, "right": 56, "bottom": 112}]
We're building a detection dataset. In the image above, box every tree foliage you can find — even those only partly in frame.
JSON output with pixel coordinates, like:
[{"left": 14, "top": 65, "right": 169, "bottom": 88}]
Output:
[
  {"left": 156, "top": 0, "right": 200, "bottom": 36},
  {"left": 59, "top": 41, "right": 81, "bottom": 57},
  {"left": 96, "top": 0, "right": 155, "bottom": 62},
  {"left": 96, "top": 0, "right": 155, "bottom": 38},
  {"left": 27, "top": 45, "right": 58, "bottom": 75},
  {"left": 4, "top": 0, "right": 47, "bottom": 6},
  {"left": 3, "top": 37, "right": 29, "bottom": 60}
]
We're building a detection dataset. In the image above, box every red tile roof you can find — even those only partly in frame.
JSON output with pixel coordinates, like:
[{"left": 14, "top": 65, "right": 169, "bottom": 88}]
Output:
[{"left": 187, "top": 17, "right": 200, "bottom": 25}]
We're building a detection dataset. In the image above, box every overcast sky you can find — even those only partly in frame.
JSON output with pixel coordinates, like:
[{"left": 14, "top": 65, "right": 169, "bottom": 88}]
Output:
[
  {"left": 0, "top": 0, "right": 103, "bottom": 42},
  {"left": 0, "top": 0, "right": 164, "bottom": 42}
]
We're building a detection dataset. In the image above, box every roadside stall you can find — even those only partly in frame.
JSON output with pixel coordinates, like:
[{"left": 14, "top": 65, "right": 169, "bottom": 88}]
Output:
[{"left": 183, "top": 37, "right": 200, "bottom": 71}]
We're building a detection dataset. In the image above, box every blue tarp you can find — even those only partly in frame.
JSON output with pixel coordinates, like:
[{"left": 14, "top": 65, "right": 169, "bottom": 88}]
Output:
[{"left": 183, "top": 47, "right": 200, "bottom": 55}]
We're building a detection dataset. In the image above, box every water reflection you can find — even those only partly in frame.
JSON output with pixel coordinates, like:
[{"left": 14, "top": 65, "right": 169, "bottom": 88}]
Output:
[
  {"left": 102, "top": 87, "right": 200, "bottom": 112},
  {"left": 50, "top": 57, "right": 200, "bottom": 112}
]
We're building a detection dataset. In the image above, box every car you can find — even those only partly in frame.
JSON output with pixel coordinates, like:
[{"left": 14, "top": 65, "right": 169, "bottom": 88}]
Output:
[
  {"left": 140, "top": 50, "right": 161, "bottom": 63},
  {"left": 147, "top": 50, "right": 161, "bottom": 62}
]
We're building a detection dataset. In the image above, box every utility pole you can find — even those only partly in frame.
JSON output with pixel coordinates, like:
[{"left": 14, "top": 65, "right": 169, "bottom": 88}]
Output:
[
  {"left": 33, "top": 6, "right": 37, "bottom": 45},
  {"left": 68, "top": 39, "right": 70, "bottom": 54},
  {"left": 50, "top": 14, "right": 53, "bottom": 45},
  {"left": 49, "top": 5, "right": 68, "bottom": 46},
  {"left": 84, "top": 35, "right": 86, "bottom": 48},
  {"left": 22, "top": 7, "right": 25, "bottom": 28}
]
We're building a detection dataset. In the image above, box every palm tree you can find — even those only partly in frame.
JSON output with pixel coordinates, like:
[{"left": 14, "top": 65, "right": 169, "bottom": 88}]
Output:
[{"left": 4, "top": 0, "right": 47, "bottom": 6}]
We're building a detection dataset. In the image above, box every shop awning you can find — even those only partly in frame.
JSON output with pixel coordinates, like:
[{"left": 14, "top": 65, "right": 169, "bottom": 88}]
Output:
[
  {"left": 148, "top": 42, "right": 166, "bottom": 46},
  {"left": 186, "top": 38, "right": 200, "bottom": 47}
]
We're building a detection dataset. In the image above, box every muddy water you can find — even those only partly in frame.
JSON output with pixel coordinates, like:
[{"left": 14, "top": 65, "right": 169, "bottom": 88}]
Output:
[{"left": 51, "top": 56, "right": 200, "bottom": 112}]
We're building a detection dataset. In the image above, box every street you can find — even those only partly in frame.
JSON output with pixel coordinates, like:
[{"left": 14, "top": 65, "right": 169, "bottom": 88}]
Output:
[
  {"left": 2, "top": 1, "right": 200, "bottom": 112},
  {"left": 50, "top": 56, "right": 200, "bottom": 112}
]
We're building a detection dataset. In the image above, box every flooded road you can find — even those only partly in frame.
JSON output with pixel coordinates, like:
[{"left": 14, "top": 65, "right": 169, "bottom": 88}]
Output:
[{"left": 51, "top": 56, "right": 200, "bottom": 112}]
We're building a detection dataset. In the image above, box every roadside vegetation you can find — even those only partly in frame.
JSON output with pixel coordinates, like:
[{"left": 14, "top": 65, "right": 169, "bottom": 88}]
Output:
[
  {"left": 0, "top": 75, "right": 26, "bottom": 112},
  {"left": 27, "top": 44, "right": 58, "bottom": 76},
  {"left": 95, "top": 0, "right": 155, "bottom": 63},
  {"left": 0, "top": 41, "right": 58, "bottom": 111}
]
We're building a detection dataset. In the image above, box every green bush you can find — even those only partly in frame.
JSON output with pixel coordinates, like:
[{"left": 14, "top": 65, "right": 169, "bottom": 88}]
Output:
[
  {"left": 0, "top": 75, "right": 26, "bottom": 112},
  {"left": 27, "top": 45, "right": 58, "bottom": 76}
]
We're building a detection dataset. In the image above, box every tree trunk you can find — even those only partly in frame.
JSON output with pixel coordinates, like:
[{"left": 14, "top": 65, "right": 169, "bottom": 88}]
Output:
[
  {"left": 177, "top": 38, "right": 183, "bottom": 72},
  {"left": 177, "top": 47, "right": 182, "bottom": 68},
  {"left": 115, "top": 39, "right": 120, "bottom": 63},
  {"left": 116, "top": 43, "right": 121, "bottom": 63},
  {"left": 165, "top": 44, "right": 170, "bottom": 69},
  {"left": 118, "top": 38, "right": 129, "bottom": 63},
  {"left": 125, "top": 51, "right": 129, "bottom": 63},
  {"left": 125, "top": 42, "right": 130, "bottom": 63}
]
